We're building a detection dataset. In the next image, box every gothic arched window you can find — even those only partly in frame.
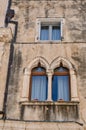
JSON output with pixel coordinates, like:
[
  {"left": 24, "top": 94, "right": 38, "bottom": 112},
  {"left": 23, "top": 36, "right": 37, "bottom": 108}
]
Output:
[
  {"left": 30, "top": 67, "right": 48, "bottom": 101},
  {"left": 52, "top": 66, "right": 70, "bottom": 101}
]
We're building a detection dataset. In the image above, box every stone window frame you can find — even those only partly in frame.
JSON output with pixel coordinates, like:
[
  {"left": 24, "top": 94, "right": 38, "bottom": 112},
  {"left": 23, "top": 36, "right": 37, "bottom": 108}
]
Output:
[
  {"left": 29, "top": 65, "right": 48, "bottom": 101},
  {"left": 20, "top": 57, "right": 79, "bottom": 102},
  {"left": 52, "top": 66, "right": 70, "bottom": 101},
  {"left": 35, "top": 18, "right": 64, "bottom": 42}
]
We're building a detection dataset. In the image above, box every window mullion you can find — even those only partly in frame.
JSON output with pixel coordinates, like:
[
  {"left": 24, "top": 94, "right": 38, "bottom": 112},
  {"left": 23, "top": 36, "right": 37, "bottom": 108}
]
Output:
[
  {"left": 61, "top": 19, "right": 63, "bottom": 39},
  {"left": 49, "top": 25, "right": 52, "bottom": 40}
]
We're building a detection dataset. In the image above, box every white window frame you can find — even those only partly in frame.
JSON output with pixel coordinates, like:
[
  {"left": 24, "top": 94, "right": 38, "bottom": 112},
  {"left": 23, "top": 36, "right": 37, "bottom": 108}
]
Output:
[{"left": 35, "top": 18, "right": 64, "bottom": 42}]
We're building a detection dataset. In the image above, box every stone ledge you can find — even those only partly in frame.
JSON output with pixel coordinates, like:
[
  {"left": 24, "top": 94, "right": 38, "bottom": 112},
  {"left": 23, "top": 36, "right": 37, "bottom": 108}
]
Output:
[
  {"left": 0, "top": 120, "right": 84, "bottom": 130},
  {"left": 20, "top": 101, "right": 79, "bottom": 106},
  {"left": 0, "top": 27, "right": 12, "bottom": 43}
]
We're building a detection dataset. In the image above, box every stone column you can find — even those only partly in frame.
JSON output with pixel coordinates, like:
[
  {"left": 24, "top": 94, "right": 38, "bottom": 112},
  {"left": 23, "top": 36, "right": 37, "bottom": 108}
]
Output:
[
  {"left": 21, "top": 69, "right": 31, "bottom": 102},
  {"left": 70, "top": 69, "right": 79, "bottom": 101},
  {"left": 47, "top": 71, "right": 53, "bottom": 101}
]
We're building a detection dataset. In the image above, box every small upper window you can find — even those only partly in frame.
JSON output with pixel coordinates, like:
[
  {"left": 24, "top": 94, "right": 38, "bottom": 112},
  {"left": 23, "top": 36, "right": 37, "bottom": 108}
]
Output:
[
  {"left": 40, "top": 24, "right": 61, "bottom": 41},
  {"left": 35, "top": 18, "right": 64, "bottom": 42}
]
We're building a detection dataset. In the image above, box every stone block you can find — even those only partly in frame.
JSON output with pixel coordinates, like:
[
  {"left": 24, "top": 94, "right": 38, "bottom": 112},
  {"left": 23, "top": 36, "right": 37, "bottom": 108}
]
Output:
[{"left": 0, "top": 27, "right": 12, "bottom": 43}]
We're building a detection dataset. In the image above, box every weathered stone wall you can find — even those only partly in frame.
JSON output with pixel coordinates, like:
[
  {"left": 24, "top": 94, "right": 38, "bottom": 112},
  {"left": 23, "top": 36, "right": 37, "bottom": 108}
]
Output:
[
  {"left": 0, "top": 0, "right": 86, "bottom": 130},
  {"left": 0, "top": 120, "right": 84, "bottom": 130},
  {"left": 0, "top": 0, "right": 8, "bottom": 27},
  {"left": 0, "top": 27, "right": 12, "bottom": 116},
  {"left": 9, "top": 0, "right": 86, "bottom": 42},
  {"left": 5, "top": 43, "right": 86, "bottom": 124}
]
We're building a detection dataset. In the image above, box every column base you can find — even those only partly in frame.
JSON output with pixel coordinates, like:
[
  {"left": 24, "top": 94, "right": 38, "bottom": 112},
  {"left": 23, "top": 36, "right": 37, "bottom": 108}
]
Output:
[
  {"left": 20, "top": 97, "right": 29, "bottom": 102},
  {"left": 47, "top": 99, "right": 52, "bottom": 101},
  {"left": 71, "top": 97, "right": 79, "bottom": 102}
]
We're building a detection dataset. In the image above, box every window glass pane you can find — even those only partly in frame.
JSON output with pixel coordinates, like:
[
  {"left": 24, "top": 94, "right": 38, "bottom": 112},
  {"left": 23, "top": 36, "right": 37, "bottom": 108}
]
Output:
[
  {"left": 52, "top": 76, "right": 69, "bottom": 101},
  {"left": 40, "top": 26, "right": 49, "bottom": 40},
  {"left": 32, "top": 67, "right": 46, "bottom": 72},
  {"left": 54, "top": 67, "right": 69, "bottom": 72},
  {"left": 52, "top": 76, "right": 58, "bottom": 101},
  {"left": 31, "top": 76, "right": 48, "bottom": 101},
  {"left": 52, "top": 26, "right": 61, "bottom": 40}
]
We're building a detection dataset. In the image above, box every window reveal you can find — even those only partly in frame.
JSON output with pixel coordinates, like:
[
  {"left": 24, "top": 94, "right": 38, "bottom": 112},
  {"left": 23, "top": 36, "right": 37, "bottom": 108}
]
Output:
[
  {"left": 40, "top": 24, "right": 61, "bottom": 41},
  {"left": 30, "top": 67, "right": 48, "bottom": 101},
  {"left": 52, "top": 67, "right": 70, "bottom": 101}
]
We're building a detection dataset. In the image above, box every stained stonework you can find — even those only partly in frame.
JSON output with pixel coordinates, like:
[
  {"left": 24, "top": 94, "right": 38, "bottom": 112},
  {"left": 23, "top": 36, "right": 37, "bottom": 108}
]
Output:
[
  {"left": 0, "top": 0, "right": 86, "bottom": 130},
  {"left": 8, "top": 0, "right": 86, "bottom": 42},
  {"left": 0, "top": 0, "right": 8, "bottom": 27},
  {"left": 5, "top": 43, "right": 86, "bottom": 123},
  {"left": 0, "top": 27, "right": 12, "bottom": 118},
  {"left": 0, "top": 121, "right": 84, "bottom": 130},
  {"left": 0, "top": 28, "right": 12, "bottom": 42}
]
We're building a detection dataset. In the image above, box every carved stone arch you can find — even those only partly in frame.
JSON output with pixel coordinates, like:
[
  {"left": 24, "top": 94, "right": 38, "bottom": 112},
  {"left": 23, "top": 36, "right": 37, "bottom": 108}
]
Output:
[
  {"left": 51, "top": 56, "right": 74, "bottom": 70},
  {"left": 50, "top": 56, "right": 79, "bottom": 102},
  {"left": 27, "top": 56, "right": 50, "bottom": 72},
  {"left": 21, "top": 57, "right": 50, "bottom": 102}
]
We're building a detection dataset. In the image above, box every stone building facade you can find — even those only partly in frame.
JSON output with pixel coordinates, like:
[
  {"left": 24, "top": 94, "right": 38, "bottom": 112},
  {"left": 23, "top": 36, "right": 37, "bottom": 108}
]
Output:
[{"left": 0, "top": 0, "right": 86, "bottom": 130}]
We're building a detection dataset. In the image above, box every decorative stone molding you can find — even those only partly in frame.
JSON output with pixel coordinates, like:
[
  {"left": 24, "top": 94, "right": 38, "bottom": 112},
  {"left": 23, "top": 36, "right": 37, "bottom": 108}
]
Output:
[
  {"left": 35, "top": 18, "right": 65, "bottom": 42},
  {"left": 27, "top": 56, "right": 50, "bottom": 71},
  {"left": 21, "top": 57, "right": 49, "bottom": 102},
  {"left": 51, "top": 57, "right": 79, "bottom": 102},
  {"left": 47, "top": 72, "right": 53, "bottom": 101},
  {"left": 21, "top": 68, "right": 31, "bottom": 102},
  {"left": 70, "top": 69, "right": 79, "bottom": 101},
  {"left": 21, "top": 56, "right": 79, "bottom": 102},
  {"left": 51, "top": 56, "right": 73, "bottom": 70},
  {"left": 0, "top": 27, "right": 12, "bottom": 43}
]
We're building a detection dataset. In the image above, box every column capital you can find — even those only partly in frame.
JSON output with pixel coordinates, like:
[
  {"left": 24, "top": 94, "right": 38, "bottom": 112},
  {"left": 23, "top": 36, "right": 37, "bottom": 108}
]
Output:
[
  {"left": 24, "top": 68, "right": 31, "bottom": 75},
  {"left": 69, "top": 69, "right": 76, "bottom": 75},
  {"left": 71, "top": 97, "right": 79, "bottom": 102},
  {"left": 46, "top": 69, "right": 53, "bottom": 76}
]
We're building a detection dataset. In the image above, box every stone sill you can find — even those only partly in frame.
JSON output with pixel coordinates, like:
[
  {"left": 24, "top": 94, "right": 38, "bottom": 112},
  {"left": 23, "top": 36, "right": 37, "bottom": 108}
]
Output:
[
  {"left": 20, "top": 101, "right": 79, "bottom": 106},
  {"left": 15, "top": 42, "right": 86, "bottom": 44}
]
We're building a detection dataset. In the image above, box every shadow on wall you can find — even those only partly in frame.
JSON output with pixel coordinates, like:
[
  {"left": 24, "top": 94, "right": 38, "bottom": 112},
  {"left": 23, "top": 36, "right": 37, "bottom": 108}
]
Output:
[
  {"left": 3, "top": 0, "right": 18, "bottom": 120},
  {"left": 5, "top": 0, "right": 18, "bottom": 43}
]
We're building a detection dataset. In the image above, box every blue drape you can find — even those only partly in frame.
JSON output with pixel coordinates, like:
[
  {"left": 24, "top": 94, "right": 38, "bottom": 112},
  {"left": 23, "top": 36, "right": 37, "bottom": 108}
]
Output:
[
  {"left": 31, "top": 76, "right": 47, "bottom": 101},
  {"left": 52, "top": 76, "right": 69, "bottom": 101},
  {"left": 52, "top": 26, "right": 61, "bottom": 40},
  {"left": 40, "top": 26, "right": 49, "bottom": 40}
]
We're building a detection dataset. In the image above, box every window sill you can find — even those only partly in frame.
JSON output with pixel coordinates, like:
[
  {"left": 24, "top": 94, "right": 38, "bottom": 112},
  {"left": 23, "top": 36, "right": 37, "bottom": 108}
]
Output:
[
  {"left": 20, "top": 100, "right": 79, "bottom": 121},
  {"left": 20, "top": 100, "right": 79, "bottom": 106},
  {"left": 37, "top": 40, "right": 62, "bottom": 43}
]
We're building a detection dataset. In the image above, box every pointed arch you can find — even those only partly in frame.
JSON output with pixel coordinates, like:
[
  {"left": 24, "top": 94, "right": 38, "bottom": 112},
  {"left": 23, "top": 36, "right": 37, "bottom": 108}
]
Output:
[
  {"left": 51, "top": 56, "right": 74, "bottom": 70},
  {"left": 28, "top": 56, "right": 50, "bottom": 71},
  {"left": 21, "top": 57, "right": 49, "bottom": 102},
  {"left": 51, "top": 56, "right": 79, "bottom": 102}
]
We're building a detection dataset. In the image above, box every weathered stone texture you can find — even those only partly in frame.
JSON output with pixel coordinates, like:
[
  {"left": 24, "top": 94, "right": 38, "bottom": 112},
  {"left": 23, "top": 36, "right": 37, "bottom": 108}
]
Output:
[
  {"left": 0, "top": 42, "right": 10, "bottom": 113},
  {"left": 0, "top": 0, "right": 86, "bottom": 130},
  {"left": 0, "top": 120, "right": 84, "bottom": 130},
  {"left": 5, "top": 43, "right": 86, "bottom": 124},
  {"left": 21, "top": 102, "right": 79, "bottom": 121},
  {"left": 8, "top": 0, "right": 86, "bottom": 42},
  {"left": 0, "top": 28, "right": 12, "bottom": 42},
  {"left": 0, "top": 0, "right": 8, "bottom": 27}
]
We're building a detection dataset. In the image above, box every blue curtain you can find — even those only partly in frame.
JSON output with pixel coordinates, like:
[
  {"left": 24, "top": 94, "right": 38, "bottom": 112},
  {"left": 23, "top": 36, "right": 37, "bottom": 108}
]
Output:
[
  {"left": 40, "top": 26, "right": 49, "bottom": 40},
  {"left": 52, "top": 76, "right": 69, "bottom": 101},
  {"left": 52, "top": 26, "right": 61, "bottom": 40},
  {"left": 31, "top": 76, "right": 48, "bottom": 101}
]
